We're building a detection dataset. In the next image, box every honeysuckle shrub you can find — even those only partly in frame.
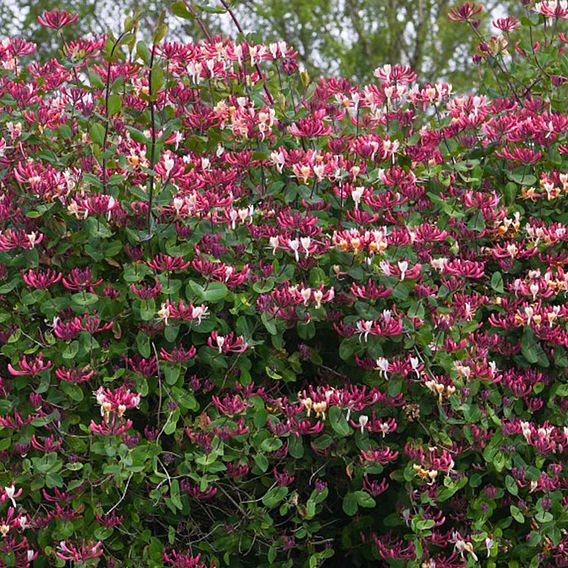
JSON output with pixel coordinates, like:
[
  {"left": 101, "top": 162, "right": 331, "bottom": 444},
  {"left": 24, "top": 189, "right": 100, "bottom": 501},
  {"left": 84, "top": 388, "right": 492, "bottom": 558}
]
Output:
[{"left": 0, "top": 2, "right": 567, "bottom": 566}]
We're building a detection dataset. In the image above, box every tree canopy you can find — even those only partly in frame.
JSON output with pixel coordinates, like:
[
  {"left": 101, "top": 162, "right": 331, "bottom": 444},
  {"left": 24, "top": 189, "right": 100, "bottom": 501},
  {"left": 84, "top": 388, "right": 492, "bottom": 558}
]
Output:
[{"left": 2, "top": 0, "right": 522, "bottom": 89}]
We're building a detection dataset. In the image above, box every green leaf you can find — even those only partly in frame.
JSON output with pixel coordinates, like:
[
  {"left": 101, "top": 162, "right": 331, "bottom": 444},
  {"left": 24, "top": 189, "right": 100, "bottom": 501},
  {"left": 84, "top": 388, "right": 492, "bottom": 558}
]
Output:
[
  {"left": 164, "top": 325, "right": 180, "bottom": 343},
  {"left": 71, "top": 292, "right": 99, "bottom": 306},
  {"left": 136, "top": 332, "right": 151, "bottom": 358},
  {"left": 203, "top": 282, "right": 228, "bottom": 303},
  {"left": 491, "top": 272, "right": 504, "bottom": 293},
  {"left": 505, "top": 475, "right": 518, "bottom": 496},
  {"left": 342, "top": 492, "right": 358, "bottom": 516},
  {"left": 506, "top": 170, "right": 537, "bottom": 186},
  {"left": 354, "top": 490, "right": 375, "bottom": 509},
  {"left": 260, "top": 438, "right": 283, "bottom": 453},
  {"left": 328, "top": 406, "right": 350, "bottom": 437},
  {"left": 503, "top": 182, "right": 518, "bottom": 205},
  {"left": 339, "top": 339, "right": 355, "bottom": 361},
  {"left": 253, "top": 278, "right": 274, "bottom": 293},
  {"left": 254, "top": 453, "right": 268, "bottom": 472},
  {"left": 62, "top": 341, "right": 80, "bottom": 360},
  {"left": 108, "top": 93, "right": 122, "bottom": 116},
  {"left": 90, "top": 123, "right": 105, "bottom": 146},
  {"left": 153, "top": 22, "right": 168, "bottom": 45},
  {"left": 199, "top": 4, "right": 227, "bottom": 13},
  {"left": 262, "top": 486, "right": 288, "bottom": 508},
  {"left": 31, "top": 412, "right": 57, "bottom": 427},
  {"left": 151, "top": 66, "right": 164, "bottom": 95},
  {"left": 164, "top": 365, "right": 181, "bottom": 386},
  {"left": 0, "top": 279, "right": 19, "bottom": 294},
  {"left": 171, "top": 1, "right": 195, "bottom": 19},
  {"left": 510, "top": 505, "right": 525, "bottom": 524},
  {"left": 521, "top": 328, "right": 539, "bottom": 364},
  {"left": 171, "top": 387, "right": 198, "bottom": 411},
  {"left": 169, "top": 479, "right": 183, "bottom": 510},
  {"left": 261, "top": 313, "right": 277, "bottom": 335},
  {"left": 60, "top": 381, "right": 84, "bottom": 402},
  {"left": 46, "top": 471, "right": 63, "bottom": 488},
  {"left": 139, "top": 300, "right": 155, "bottom": 321},
  {"left": 437, "top": 475, "right": 468, "bottom": 502},
  {"left": 163, "top": 411, "right": 179, "bottom": 435},
  {"left": 59, "top": 124, "right": 73, "bottom": 139},
  {"left": 288, "top": 436, "right": 304, "bottom": 459},
  {"left": 88, "top": 69, "right": 105, "bottom": 88}
]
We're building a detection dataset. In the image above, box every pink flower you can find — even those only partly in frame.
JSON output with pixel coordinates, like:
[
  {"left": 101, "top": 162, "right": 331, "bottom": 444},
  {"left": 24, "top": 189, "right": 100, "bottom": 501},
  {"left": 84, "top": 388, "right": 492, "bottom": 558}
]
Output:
[
  {"left": 160, "top": 345, "right": 197, "bottom": 362},
  {"left": 163, "top": 549, "right": 211, "bottom": 568},
  {"left": 131, "top": 280, "right": 163, "bottom": 299},
  {"left": 180, "top": 480, "right": 217, "bottom": 500},
  {"left": 207, "top": 331, "right": 248, "bottom": 354},
  {"left": 55, "top": 366, "right": 95, "bottom": 384},
  {"left": 361, "top": 447, "right": 400, "bottom": 464},
  {"left": 90, "top": 415, "right": 133, "bottom": 436},
  {"left": 0, "top": 229, "right": 43, "bottom": 251},
  {"left": 94, "top": 385, "right": 141, "bottom": 416},
  {"left": 8, "top": 353, "right": 52, "bottom": 376},
  {"left": 0, "top": 485, "right": 22, "bottom": 507},
  {"left": 147, "top": 254, "right": 191, "bottom": 272},
  {"left": 363, "top": 475, "right": 389, "bottom": 497},
  {"left": 31, "top": 434, "right": 62, "bottom": 452},
  {"left": 55, "top": 540, "right": 103, "bottom": 562},
  {"left": 21, "top": 268, "right": 62, "bottom": 289},
  {"left": 533, "top": 1, "right": 568, "bottom": 19},
  {"left": 62, "top": 267, "right": 103, "bottom": 291},
  {"left": 448, "top": 2, "right": 483, "bottom": 22},
  {"left": 288, "top": 115, "right": 332, "bottom": 137},
  {"left": 37, "top": 10, "right": 79, "bottom": 29},
  {"left": 211, "top": 394, "right": 246, "bottom": 416},
  {"left": 493, "top": 16, "right": 520, "bottom": 32},
  {"left": 496, "top": 147, "right": 543, "bottom": 163}
]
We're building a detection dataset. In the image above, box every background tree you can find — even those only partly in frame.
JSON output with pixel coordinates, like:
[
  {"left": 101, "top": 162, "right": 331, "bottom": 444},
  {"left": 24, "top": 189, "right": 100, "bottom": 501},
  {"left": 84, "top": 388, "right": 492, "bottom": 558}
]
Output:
[{"left": 2, "top": 0, "right": 522, "bottom": 89}]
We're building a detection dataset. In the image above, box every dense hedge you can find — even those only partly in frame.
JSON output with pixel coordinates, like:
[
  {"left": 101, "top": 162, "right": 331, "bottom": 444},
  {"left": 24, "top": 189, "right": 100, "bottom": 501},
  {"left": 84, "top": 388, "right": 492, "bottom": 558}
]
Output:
[{"left": 0, "top": 3, "right": 567, "bottom": 566}]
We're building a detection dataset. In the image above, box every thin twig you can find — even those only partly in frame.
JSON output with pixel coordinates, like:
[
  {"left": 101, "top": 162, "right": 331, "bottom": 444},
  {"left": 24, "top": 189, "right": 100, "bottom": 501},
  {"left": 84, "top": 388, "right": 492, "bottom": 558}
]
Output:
[
  {"left": 146, "top": 42, "right": 157, "bottom": 235},
  {"left": 183, "top": 0, "right": 212, "bottom": 42},
  {"left": 102, "top": 32, "right": 127, "bottom": 191},
  {"left": 106, "top": 472, "right": 134, "bottom": 515}
]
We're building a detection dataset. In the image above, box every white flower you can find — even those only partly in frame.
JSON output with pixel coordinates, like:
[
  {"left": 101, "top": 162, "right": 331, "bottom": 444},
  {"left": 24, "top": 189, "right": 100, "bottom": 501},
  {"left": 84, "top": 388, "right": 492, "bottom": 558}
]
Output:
[
  {"left": 410, "top": 357, "right": 421, "bottom": 376},
  {"left": 379, "top": 421, "right": 391, "bottom": 437},
  {"left": 4, "top": 485, "right": 17, "bottom": 507},
  {"left": 300, "top": 236, "right": 312, "bottom": 256},
  {"left": 397, "top": 260, "right": 409, "bottom": 281},
  {"left": 27, "top": 232, "right": 39, "bottom": 247},
  {"left": 269, "top": 236, "right": 279, "bottom": 254},
  {"left": 375, "top": 357, "right": 389, "bottom": 379},
  {"left": 358, "top": 415, "right": 368, "bottom": 434},
  {"left": 356, "top": 320, "right": 373, "bottom": 342},
  {"left": 158, "top": 303, "right": 171, "bottom": 326},
  {"left": 313, "top": 290, "right": 323, "bottom": 309},
  {"left": 454, "top": 540, "right": 478, "bottom": 562},
  {"left": 215, "top": 335, "right": 226, "bottom": 353},
  {"left": 351, "top": 186, "right": 365, "bottom": 209},
  {"left": 289, "top": 238, "right": 300, "bottom": 261},
  {"left": 191, "top": 305, "right": 209, "bottom": 325},
  {"left": 301, "top": 397, "right": 313, "bottom": 416}
]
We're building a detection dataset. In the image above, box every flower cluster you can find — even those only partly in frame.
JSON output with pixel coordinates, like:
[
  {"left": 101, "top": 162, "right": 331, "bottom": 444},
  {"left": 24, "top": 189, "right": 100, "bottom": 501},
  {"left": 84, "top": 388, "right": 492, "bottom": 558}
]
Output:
[{"left": 0, "top": 4, "right": 565, "bottom": 566}]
